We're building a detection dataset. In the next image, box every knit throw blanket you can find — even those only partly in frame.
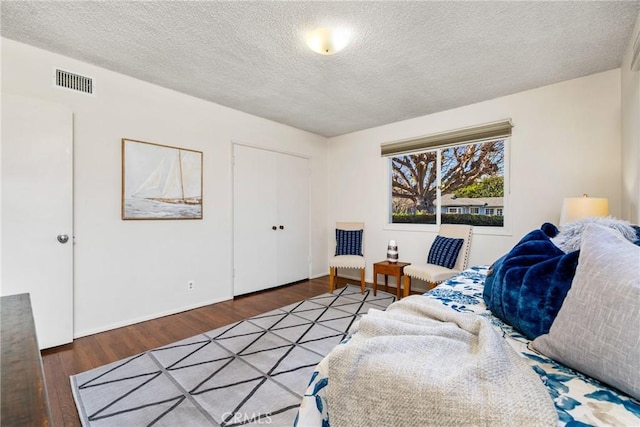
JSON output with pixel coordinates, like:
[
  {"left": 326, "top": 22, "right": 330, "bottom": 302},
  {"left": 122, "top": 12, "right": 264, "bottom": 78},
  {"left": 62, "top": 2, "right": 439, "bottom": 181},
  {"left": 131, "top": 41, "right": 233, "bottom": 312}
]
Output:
[{"left": 327, "top": 296, "right": 558, "bottom": 427}]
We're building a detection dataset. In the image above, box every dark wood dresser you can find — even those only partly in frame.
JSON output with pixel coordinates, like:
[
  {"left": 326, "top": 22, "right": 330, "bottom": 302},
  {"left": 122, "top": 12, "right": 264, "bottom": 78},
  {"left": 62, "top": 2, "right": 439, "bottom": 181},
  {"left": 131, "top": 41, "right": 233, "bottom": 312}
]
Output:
[{"left": 1, "top": 293, "right": 52, "bottom": 426}]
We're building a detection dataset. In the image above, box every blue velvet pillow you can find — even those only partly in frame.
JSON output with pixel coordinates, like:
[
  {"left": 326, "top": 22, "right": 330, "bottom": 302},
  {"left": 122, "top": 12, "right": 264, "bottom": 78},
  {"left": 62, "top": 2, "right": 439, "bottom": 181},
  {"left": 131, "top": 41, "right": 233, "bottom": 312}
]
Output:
[
  {"left": 335, "top": 229, "right": 363, "bottom": 256},
  {"left": 427, "top": 236, "right": 464, "bottom": 269},
  {"left": 632, "top": 225, "right": 640, "bottom": 246},
  {"left": 483, "top": 224, "right": 579, "bottom": 340}
]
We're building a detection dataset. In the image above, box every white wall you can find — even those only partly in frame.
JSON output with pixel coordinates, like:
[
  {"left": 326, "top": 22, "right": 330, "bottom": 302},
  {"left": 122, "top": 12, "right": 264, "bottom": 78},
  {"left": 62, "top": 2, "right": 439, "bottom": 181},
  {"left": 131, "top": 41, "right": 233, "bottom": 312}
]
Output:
[
  {"left": 327, "top": 70, "right": 622, "bottom": 291},
  {"left": 1, "top": 38, "right": 329, "bottom": 337},
  {"left": 0, "top": 36, "right": 629, "bottom": 332},
  {"left": 621, "top": 14, "right": 640, "bottom": 225}
]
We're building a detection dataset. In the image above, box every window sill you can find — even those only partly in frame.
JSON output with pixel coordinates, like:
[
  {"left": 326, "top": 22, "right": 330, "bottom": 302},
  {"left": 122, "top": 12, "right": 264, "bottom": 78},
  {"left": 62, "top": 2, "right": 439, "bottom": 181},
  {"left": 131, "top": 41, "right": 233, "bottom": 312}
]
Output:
[{"left": 383, "top": 222, "right": 512, "bottom": 237}]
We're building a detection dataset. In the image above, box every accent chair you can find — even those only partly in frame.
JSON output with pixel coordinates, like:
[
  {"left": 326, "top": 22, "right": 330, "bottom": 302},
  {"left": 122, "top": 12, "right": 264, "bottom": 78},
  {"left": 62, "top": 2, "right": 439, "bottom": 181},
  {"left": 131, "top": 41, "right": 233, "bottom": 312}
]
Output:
[
  {"left": 403, "top": 224, "right": 473, "bottom": 297},
  {"left": 329, "top": 221, "right": 366, "bottom": 294}
]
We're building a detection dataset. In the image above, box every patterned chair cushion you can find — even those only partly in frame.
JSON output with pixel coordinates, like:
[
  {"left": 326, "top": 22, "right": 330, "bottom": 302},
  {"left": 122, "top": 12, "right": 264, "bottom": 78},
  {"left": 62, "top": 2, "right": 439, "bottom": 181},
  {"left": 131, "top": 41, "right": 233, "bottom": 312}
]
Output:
[
  {"left": 427, "top": 236, "right": 464, "bottom": 269},
  {"left": 335, "top": 229, "right": 363, "bottom": 256}
]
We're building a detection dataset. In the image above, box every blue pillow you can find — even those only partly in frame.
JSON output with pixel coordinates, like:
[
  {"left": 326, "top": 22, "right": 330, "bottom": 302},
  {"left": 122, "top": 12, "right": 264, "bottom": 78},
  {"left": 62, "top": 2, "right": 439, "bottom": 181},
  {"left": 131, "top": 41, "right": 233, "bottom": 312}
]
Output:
[
  {"left": 632, "top": 225, "right": 640, "bottom": 246},
  {"left": 427, "top": 236, "right": 464, "bottom": 269},
  {"left": 483, "top": 224, "right": 579, "bottom": 340},
  {"left": 335, "top": 229, "right": 363, "bottom": 256}
]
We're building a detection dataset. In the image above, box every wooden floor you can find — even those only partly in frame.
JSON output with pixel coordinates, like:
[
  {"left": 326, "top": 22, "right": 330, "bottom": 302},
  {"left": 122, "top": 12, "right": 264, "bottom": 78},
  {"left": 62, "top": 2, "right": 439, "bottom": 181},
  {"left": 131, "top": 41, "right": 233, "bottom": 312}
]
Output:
[{"left": 41, "top": 275, "right": 377, "bottom": 427}]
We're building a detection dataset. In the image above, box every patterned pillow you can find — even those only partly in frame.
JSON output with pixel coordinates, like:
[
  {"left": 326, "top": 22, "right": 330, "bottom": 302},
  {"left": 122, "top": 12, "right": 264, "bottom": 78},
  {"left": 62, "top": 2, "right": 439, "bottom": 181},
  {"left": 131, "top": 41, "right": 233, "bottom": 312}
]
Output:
[
  {"left": 427, "top": 236, "right": 464, "bottom": 269},
  {"left": 335, "top": 229, "right": 363, "bottom": 256}
]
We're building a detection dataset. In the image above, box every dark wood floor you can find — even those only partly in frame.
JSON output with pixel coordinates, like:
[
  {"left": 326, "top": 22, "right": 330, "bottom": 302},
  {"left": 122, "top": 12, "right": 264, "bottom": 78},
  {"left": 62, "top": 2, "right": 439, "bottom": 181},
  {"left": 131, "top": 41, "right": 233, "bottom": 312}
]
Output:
[{"left": 41, "top": 275, "right": 375, "bottom": 427}]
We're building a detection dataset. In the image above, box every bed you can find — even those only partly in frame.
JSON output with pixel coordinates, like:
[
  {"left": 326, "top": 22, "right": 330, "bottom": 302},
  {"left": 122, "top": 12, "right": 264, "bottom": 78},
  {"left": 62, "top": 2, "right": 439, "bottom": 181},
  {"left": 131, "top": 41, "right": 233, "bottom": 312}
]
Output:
[{"left": 296, "top": 257, "right": 640, "bottom": 427}]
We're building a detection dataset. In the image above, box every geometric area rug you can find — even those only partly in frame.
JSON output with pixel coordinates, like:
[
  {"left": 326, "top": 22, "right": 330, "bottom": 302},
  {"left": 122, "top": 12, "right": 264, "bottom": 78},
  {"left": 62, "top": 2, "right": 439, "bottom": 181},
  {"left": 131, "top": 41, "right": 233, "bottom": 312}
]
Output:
[{"left": 70, "top": 285, "right": 396, "bottom": 426}]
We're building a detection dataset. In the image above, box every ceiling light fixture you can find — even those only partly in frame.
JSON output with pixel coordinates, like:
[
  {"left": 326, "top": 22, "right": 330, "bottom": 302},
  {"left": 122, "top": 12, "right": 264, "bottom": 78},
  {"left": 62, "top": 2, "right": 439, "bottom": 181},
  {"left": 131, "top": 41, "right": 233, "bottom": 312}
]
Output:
[{"left": 306, "top": 27, "right": 351, "bottom": 55}]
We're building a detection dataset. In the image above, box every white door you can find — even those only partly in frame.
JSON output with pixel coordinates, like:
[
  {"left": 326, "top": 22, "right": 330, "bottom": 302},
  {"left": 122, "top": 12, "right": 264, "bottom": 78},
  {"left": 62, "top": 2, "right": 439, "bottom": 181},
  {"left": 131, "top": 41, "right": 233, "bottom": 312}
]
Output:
[
  {"left": 233, "top": 144, "right": 309, "bottom": 296},
  {"left": 233, "top": 145, "right": 278, "bottom": 295},
  {"left": 1, "top": 93, "right": 74, "bottom": 349},
  {"left": 276, "top": 153, "right": 309, "bottom": 285}
]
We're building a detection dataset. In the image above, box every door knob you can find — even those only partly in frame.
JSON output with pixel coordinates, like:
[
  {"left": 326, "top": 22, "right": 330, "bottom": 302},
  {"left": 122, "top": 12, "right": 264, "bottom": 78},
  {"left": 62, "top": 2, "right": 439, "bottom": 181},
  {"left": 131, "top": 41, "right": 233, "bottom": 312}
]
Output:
[
  {"left": 272, "top": 226, "right": 277, "bottom": 230},
  {"left": 57, "top": 234, "right": 69, "bottom": 244},
  {"left": 279, "top": 225, "right": 284, "bottom": 230}
]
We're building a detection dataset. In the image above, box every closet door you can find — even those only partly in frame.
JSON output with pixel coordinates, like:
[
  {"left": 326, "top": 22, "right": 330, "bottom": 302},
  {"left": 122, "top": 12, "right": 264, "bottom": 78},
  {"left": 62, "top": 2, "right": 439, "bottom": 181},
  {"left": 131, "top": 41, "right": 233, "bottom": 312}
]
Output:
[
  {"left": 233, "top": 145, "right": 278, "bottom": 296},
  {"left": 233, "top": 144, "right": 310, "bottom": 296},
  {"left": 276, "top": 153, "right": 309, "bottom": 285}
]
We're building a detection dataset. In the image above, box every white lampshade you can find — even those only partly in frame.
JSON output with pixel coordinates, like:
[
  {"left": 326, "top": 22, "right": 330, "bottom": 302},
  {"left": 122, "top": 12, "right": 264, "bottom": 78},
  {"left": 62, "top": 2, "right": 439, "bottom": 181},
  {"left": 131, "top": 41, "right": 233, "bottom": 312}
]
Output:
[
  {"left": 306, "top": 27, "right": 351, "bottom": 55},
  {"left": 560, "top": 195, "right": 609, "bottom": 225}
]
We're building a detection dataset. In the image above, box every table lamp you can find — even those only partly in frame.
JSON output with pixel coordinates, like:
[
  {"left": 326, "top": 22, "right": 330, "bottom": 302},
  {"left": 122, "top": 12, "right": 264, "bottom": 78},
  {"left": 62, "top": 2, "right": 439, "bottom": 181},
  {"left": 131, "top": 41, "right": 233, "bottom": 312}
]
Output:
[{"left": 559, "top": 194, "right": 609, "bottom": 225}]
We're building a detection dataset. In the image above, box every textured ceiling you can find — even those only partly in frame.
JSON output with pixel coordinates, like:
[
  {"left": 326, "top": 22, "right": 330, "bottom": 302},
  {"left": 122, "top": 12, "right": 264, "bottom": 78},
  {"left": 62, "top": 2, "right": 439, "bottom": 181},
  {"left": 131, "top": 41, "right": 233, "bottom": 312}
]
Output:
[{"left": 1, "top": 1, "right": 639, "bottom": 137}]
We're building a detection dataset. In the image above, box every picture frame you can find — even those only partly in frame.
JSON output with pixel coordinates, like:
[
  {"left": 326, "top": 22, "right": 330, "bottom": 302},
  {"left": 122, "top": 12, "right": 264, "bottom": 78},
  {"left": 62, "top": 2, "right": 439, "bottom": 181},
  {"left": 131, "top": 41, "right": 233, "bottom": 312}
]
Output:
[{"left": 121, "top": 138, "right": 203, "bottom": 220}]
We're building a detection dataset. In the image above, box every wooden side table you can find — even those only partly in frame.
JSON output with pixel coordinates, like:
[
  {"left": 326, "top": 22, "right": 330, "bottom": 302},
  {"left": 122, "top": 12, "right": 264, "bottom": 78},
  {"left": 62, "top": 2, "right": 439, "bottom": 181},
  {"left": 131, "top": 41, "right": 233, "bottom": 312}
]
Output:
[{"left": 373, "top": 261, "right": 411, "bottom": 299}]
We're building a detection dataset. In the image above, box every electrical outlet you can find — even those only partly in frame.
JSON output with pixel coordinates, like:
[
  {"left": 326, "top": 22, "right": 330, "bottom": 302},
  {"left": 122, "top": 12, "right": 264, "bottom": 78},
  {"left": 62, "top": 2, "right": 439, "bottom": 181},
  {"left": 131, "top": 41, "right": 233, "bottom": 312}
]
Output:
[{"left": 187, "top": 280, "right": 195, "bottom": 291}]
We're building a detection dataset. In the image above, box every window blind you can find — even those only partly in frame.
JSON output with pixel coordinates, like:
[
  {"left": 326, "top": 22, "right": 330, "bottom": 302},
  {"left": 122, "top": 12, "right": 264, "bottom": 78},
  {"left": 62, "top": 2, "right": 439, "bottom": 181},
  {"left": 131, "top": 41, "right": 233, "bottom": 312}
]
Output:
[{"left": 380, "top": 119, "right": 513, "bottom": 157}]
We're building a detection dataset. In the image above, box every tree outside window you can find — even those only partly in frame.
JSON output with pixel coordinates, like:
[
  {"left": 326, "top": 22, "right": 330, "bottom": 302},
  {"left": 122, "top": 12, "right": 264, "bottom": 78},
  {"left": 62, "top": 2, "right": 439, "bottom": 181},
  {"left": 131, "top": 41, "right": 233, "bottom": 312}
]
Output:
[{"left": 390, "top": 139, "right": 505, "bottom": 227}]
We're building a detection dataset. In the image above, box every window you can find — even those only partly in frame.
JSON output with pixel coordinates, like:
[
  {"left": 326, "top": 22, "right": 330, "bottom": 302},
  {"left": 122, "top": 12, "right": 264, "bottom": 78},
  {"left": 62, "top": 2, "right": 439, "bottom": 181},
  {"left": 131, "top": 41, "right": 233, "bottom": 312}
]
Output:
[{"left": 382, "top": 120, "right": 511, "bottom": 228}]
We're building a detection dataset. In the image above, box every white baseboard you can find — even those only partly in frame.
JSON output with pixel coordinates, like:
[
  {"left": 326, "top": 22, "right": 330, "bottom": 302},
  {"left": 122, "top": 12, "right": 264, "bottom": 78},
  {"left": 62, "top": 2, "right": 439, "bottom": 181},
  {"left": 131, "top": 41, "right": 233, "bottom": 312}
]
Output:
[{"left": 73, "top": 296, "right": 231, "bottom": 339}]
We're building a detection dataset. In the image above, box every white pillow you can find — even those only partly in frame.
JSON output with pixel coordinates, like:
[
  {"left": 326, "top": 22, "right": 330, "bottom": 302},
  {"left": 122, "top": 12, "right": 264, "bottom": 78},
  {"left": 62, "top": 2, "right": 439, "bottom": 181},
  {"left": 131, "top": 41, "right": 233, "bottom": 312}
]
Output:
[{"left": 533, "top": 224, "right": 640, "bottom": 400}]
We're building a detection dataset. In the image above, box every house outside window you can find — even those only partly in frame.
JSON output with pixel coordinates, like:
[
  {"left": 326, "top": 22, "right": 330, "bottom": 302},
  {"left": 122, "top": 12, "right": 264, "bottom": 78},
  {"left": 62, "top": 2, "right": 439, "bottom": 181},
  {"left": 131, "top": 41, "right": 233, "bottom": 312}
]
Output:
[
  {"left": 382, "top": 120, "right": 511, "bottom": 228},
  {"left": 388, "top": 139, "right": 506, "bottom": 227}
]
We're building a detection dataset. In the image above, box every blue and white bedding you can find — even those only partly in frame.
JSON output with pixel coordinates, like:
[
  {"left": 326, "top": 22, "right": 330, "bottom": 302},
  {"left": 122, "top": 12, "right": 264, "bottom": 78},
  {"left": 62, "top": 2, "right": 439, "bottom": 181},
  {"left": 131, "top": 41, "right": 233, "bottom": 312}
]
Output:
[{"left": 295, "top": 267, "right": 640, "bottom": 427}]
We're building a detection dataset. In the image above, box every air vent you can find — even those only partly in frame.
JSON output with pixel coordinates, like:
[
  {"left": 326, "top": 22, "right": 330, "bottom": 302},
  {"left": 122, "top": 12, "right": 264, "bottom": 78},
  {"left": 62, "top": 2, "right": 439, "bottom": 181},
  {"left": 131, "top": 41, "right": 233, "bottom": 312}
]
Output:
[{"left": 55, "top": 69, "right": 94, "bottom": 94}]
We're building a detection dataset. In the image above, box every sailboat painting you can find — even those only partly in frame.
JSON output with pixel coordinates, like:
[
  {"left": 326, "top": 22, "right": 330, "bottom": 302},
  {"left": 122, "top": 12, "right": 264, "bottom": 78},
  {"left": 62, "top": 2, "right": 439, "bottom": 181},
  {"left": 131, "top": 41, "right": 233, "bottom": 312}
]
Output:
[{"left": 122, "top": 139, "right": 203, "bottom": 220}]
